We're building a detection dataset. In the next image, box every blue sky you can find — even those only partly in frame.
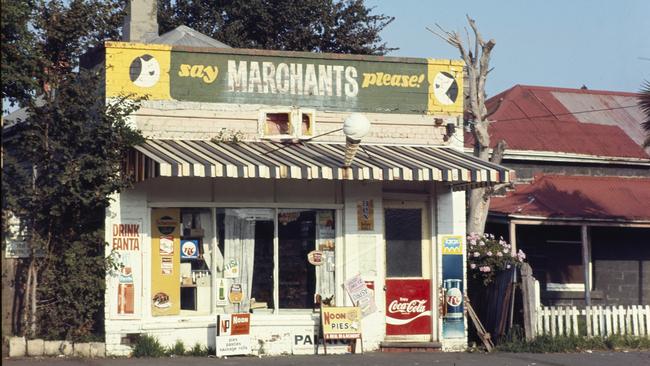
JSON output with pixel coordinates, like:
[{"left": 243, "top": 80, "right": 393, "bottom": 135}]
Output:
[{"left": 367, "top": 0, "right": 650, "bottom": 96}]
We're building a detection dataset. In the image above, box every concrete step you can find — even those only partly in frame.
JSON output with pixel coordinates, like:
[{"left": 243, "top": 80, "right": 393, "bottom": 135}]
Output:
[{"left": 379, "top": 341, "right": 442, "bottom": 353}]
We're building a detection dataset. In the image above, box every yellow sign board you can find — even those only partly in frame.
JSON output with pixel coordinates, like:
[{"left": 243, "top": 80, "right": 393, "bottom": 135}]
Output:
[
  {"left": 321, "top": 306, "right": 362, "bottom": 340},
  {"left": 151, "top": 208, "right": 180, "bottom": 316},
  {"left": 105, "top": 42, "right": 172, "bottom": 100},
  {"left": 356, "top": 200, "right": 374, "bottom": 231},
  {"left": 427, "top": 59, "right": 464, "bottom": 114},
  {"left": 441, "top": 235, "right": 464, "bottom": 255}
]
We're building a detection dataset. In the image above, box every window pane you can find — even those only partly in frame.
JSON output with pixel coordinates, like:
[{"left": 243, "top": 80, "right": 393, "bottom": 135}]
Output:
[
  {"left": 218, "top": 209, "right": 274, "bottom": 312},
  {"left": 279, "top": 210, "right": 317, "bottom": 308},
  {"left": 385, "top": 209, "right": 422, "bottom": 277},
  {"left": 265, "top": 113, "right": 291, "bottom": 135},
  {"left": 301, "top": 113, "right": 313, "bottom": 136},
  {"left": 180, "top": 208, "right": 213, "bottom": 314}
]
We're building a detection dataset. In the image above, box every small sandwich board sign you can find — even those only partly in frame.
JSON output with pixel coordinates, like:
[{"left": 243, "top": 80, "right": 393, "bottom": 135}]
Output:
[
  {"left": 216, "top": 313, "right": 251, "bottom": 357},
  {"left": 319, "top": 306, "right": 363, "bottom": 354}
]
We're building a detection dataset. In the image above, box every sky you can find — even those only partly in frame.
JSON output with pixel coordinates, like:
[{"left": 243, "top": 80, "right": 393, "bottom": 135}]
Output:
[
  {"left": 4, "top": 0, "right": 648, "bottom": 115},
  {"left": 367, "top": 0, "right": 650, "bottom": 97}
]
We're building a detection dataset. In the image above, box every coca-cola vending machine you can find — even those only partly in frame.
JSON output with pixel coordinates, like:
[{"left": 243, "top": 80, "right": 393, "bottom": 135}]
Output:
[{"left": 385, "top": 279, "right": 431, "bottom": 336}]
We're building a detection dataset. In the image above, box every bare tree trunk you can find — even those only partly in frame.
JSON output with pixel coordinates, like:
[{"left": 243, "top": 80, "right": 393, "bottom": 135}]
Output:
[{"left": 429, "top": 15, "right": 506, "bottom": 236}]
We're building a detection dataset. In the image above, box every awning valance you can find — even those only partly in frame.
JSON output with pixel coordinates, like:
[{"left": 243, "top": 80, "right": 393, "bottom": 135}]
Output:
[{"left": 125, "top": 140, "right": 513, "bottom": 185}]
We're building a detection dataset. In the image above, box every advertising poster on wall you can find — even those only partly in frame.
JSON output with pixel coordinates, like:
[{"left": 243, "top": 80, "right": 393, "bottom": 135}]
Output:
[
  {"left": 216, "top": 313, "right": 251, "bottom": 357},
  {"left": 180, "top": 239, "right": 199, "bottom": 259},
  {"left": 441, "top": 235, "right": 465, "bottom": 339},
  {"left": 109, "top": 219, "right": 142, "bottom": 318},
  {"left": 385, "top": 279, "right": 431, "bottom": 336},
  {"left": 344, "top": 274, "right": 377, "bottom": 318},
  {"left": 151, "top": 209, "right": 181, "bottom": 316},
  {"left": 105, "top": 42, "right": 464, "bottom": 115},
  {"left": 320, "top": 307, "right": 362, "bottom": 340},
  {"left": 356, "top": 200, "right": 374, "bottom": 231}
]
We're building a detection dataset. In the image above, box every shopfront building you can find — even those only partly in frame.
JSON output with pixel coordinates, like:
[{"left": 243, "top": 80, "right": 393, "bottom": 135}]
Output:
[{"left": 101, "top": 38, "right": 512, "bottom": 356}]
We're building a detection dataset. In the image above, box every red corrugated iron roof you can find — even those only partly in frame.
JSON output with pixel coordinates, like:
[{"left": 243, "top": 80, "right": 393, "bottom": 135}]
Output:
[
  {"left": 490, "top": 175, "right": 650, "bottom": 221},
  {"left": 471, "top": 85, "right": 649, "bottom": 159},
  {"left": 465, "top": 119, "right": 648, "bottom": 158}
]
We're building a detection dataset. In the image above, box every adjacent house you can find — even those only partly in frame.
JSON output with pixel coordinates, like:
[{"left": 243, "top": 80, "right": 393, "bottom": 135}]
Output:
[{"left": 471, "top": 85, "right": 650, "bottom": 307}]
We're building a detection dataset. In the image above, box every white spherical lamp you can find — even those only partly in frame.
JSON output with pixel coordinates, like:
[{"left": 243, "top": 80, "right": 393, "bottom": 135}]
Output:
[{"left": 343, "top": 113, "right": 371, "bottom": 142}]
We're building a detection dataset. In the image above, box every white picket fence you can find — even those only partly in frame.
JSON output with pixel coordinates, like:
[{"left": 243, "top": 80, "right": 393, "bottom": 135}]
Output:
[{"left": 536, "top": 305, "right": 650, "bottom": 337}]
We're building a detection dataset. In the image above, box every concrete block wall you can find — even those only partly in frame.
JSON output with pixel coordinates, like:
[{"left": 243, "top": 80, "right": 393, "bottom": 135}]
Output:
[
  {"left": 591, "top": 227, "right": 650, "bottom": 306},
  {"left": 593, "top": 260, "right": 649, "bottom": 305}
]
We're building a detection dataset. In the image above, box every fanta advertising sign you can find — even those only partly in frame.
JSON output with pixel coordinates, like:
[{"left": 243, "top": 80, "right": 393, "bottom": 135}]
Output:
[{"left": 385, "top": 279, "right": 431, "bottom": 336}]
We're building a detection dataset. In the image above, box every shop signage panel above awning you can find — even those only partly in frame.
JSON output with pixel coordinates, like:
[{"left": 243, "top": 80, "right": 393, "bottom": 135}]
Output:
[{"left": 126, "top": 140, "right": 513, "bottom": 185}]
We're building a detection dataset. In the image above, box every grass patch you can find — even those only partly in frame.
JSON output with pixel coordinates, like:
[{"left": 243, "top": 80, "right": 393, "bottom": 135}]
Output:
[
  {"left": 186, "top": 342, "right": 210, "bottom": 357},
  {"left": 132, "top": 334, "right": 167, "bottom": 358},
  {"left": 498, "top": 327, "right": 650, "bottom": 353},
  {"left": 166, "top": 340, "right": 186, "bottom": 356}
]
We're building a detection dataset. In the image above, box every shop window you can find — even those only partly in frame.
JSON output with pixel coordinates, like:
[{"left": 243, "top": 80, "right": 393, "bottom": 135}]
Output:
[
  {"left": 301, "top": 112, "right": 314, "bottom": 137},
  {"left": 263, "top": 112, "right": 292, "bottom": 136},
  {"left": 217, "top": 209, "right": 275, "bottom": 313},
  {"left": 216, "top": 208, "right": 336, "bottom": 312},
  {"left": 179, "top": 208, "right": 213, "bottom": 314},
  {"left": 260, "top": 109, "right": 316, "bottom": 139},
  {"left": 278, "top": 209, "right": 335, "bottom": 309}
]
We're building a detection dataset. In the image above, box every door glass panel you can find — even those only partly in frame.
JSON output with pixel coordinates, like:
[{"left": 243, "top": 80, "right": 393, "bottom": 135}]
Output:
[{"left": 385, "top": 209, "right": 422, "bottom": 277}]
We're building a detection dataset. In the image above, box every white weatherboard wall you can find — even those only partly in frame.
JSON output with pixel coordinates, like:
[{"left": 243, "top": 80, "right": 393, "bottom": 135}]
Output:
[{"left": 342, "top": 181, "right": 385, "bottom": 351}]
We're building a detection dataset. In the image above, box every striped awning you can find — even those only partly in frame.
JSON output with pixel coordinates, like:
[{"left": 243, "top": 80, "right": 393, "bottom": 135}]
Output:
[{"left": 125, "top": 140, "right": 513, "bottom": 185}]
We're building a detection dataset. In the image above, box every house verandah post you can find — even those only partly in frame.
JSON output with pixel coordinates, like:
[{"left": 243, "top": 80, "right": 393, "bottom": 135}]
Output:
[{"left": 581, "top": 225, "right": 591, "bottom": 306}]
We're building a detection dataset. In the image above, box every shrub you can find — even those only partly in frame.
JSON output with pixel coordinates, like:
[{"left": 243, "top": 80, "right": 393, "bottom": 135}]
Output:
[
  {"left": 467, "top": 233, "right": 525, "bottom": 285},
  {"left": 166, "top": 340, "right": 186, "bottom": 356},
  {"left": 132, "top": 334, "right": 166, "bottom": 358}
]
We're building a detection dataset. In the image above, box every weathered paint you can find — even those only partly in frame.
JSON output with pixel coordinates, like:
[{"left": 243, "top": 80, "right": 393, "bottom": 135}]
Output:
[{"left": 105, "top": 41, "right": 464, "bottom": 115}]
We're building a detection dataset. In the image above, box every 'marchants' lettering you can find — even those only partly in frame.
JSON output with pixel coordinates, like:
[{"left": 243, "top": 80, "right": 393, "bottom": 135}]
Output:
[{"left": 227, "top": 60, "right": 359, "bottom": 97}]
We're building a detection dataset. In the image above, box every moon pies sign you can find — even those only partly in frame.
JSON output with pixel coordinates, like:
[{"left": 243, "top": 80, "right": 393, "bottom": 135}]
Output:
[{"left": 105, "top": 42, "right": 464, "bottom": 115}]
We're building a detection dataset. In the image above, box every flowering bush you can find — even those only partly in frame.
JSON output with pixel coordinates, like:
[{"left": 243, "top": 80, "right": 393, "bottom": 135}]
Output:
[{"left": 467, "top": 232, "right": 526, "bottom": 286}]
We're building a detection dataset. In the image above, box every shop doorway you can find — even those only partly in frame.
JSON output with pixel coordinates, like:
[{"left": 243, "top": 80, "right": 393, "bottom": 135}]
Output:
[{"left": 384, "top": 201, "right": 432, "bottom": 340}]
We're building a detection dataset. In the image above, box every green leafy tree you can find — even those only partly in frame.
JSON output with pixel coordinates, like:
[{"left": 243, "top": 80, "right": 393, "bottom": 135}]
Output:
[
  {"left": 158, "top": 0, "right": 396, "bottom": 55},
  {"left": 2, "top": 0, "right": 142, "bottom": 340}
]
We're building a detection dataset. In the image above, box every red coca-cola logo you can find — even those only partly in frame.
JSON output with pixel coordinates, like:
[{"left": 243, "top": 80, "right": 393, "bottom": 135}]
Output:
[{"left": 388, "top": 299, "right": 427, "bottom": 314}]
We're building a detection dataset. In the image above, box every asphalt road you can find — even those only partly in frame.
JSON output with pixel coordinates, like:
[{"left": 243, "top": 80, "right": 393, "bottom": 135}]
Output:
[{"left": 4, "top": 352, "right": 650, "bottom": 366}]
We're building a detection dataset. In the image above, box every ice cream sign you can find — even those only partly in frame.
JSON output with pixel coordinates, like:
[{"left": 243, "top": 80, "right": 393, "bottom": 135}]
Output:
[{"left": 106, "top": 42, "right": 464, "bottom": 115}]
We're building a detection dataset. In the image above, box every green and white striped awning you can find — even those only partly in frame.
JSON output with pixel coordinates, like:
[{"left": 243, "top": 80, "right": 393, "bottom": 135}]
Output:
[{"left": 125, "top": 140, "right": 513, "bottom": 185}]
